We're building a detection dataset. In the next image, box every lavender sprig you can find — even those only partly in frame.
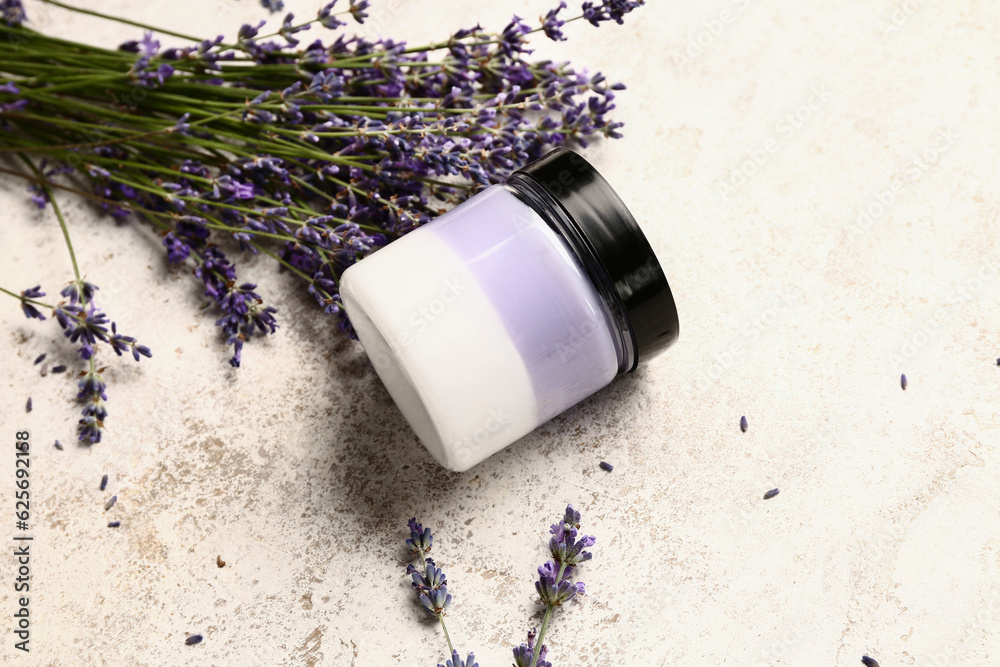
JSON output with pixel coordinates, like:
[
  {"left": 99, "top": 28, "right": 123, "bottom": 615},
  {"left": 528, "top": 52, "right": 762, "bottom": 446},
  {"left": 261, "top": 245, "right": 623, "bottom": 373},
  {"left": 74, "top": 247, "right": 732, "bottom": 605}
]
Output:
[
  {"left": 1, "top": 159, "right": 152, "bottom": 444},
  {"left": 405, "top": 518, "right": 474, "bottom": 663},
  {"left": 518, "top": 504, "right": 595, "bottom": 667}
]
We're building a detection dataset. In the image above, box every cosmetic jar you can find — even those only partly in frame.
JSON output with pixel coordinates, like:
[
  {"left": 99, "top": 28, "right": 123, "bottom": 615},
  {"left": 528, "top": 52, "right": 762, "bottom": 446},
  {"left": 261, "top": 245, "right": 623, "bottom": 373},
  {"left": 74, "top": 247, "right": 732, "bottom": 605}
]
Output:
[{"left": 340, "top": 148, "right": 679, "bottom": 471}]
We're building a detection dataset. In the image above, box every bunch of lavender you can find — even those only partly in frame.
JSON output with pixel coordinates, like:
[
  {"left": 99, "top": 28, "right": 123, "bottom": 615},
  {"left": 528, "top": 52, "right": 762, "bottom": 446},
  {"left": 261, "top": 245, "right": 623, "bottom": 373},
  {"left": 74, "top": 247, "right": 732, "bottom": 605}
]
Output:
[
  {"left": 0, "top": 0, "right": 641, "bottom": 370},
  {"left": 404, "top": 505, "right": 595, "bottom": 666},
  {"left": 2, "top": 163, "right": 151, "bottom": 443}
]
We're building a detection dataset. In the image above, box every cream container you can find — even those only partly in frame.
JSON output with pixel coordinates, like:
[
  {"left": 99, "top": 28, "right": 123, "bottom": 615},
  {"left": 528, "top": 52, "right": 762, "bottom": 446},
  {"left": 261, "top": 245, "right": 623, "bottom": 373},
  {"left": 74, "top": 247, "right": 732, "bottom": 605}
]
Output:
[{"left": 340, "top": 149, "right": 679, "bottom": 471}]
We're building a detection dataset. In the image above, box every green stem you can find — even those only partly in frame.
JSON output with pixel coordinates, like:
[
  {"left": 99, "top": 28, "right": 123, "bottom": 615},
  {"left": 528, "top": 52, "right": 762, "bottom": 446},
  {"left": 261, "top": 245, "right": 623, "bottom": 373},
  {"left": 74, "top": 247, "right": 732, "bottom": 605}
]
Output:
[
  {"left": 0, "top": 285, "right": 55, "bottom": 310},
  {"left": 528, "top": 562, "right": 568, "bottom": 667},
  {"left": 18, "top": 154, "right": 82, "bottom": 286},
  {"left": 37, "top": 0, "right": 209, "bottom": 44},
  {"left": 438, "top": 615, "right": 455, "bottom": 656}
]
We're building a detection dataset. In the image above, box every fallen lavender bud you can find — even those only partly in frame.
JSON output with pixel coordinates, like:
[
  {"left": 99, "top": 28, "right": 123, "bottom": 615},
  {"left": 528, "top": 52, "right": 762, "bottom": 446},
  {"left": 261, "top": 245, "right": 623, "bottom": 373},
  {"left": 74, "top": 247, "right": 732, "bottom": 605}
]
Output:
[
  {"left": 33, "top": 353, "right": 46, "bottom": 365},
  {"left": 763, "top": 488, "right": 780, "bottom": 500},
  {"left": 54, "top": 440, "right": 63, "bottom": 450},
  {"left": 599, "top": 461, "right": 613, "bottom": 472},
  {"left": 26, "top": 397, "right": 32, "bottom": 412},
  {"left": 105, "top": 495, "right": 118, "bottom": 511},
  {"left": 740, "top": 415, "right": 749, "bottom": 432},
  {"left": 40, "top": 362, "right": 48, "bottom": 376},
  {"left": 51, "top": 365, "right": 67, "bottom": 373},
  {"left": 185, "top": 634, "right": 203, "bottom": 645},
  {"left": 217, "top": 555, "right": 226, "bottom": 568},
  {"left": 861, "top": 656, "right": 879, "bottom": 667},
  {"left": 107, "top": 521, "right": 121, "bottom": 528},
  {"left": 100, "top": 474, "right": 109, "bottom": 491},
  {"left": 900, "top": 373, "right": 907, "bottom": 390}
]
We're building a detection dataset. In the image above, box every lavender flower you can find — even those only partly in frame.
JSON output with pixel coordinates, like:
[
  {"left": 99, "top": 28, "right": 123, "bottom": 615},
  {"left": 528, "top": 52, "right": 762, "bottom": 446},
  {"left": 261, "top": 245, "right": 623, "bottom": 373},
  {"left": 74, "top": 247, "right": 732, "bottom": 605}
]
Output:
[
  {"left": 438, "top": 650, "right": 478, "bottom": 667},
  {"left": 548, "top": 504, "right": 595, "bottom": 568},
  {"left": 512, "top": 629, "right": 551, "bottom": 667},
  {"left": 260, "top": 0, "right": 283, "bottom": 13},
  {"left": 406, "top": 518, "right": 433, "bottom": 554},
  {"left": 535, "top": 561, "right": 585, "bottom": 606},
  {"left": 348, "top": 0, "right": 370, "bottom": 24},
  {"left": 19, "top": 285, "right": 46, "bottom": 320},
  {"left": 582, "top": 0, "right": 644, "bottom": 26},
  {"left": 403, "top": 518, "right": 476, "bottom": 664},
  {"left": 404, "top": 519, "right": 453, "bottom": 616},
  {"left": 517, "top": 505, "right": 595, "bottom": 666},
  {"left": 0, "top": 0, "right": 26, "bottom": 26},
  {"left": 317, "top": 1, "right": 346, "bottom": 30},
  {"left": 541, "top": 2, "right": 568, "bottom": 41}
]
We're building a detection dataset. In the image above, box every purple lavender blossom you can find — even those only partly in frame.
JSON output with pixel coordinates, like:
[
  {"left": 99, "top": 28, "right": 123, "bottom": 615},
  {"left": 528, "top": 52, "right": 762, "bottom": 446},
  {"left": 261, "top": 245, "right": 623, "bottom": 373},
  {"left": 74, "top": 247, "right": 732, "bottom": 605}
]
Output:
[
  {"left": 549, "top": 504, "right": 596, "bottom": 568},
  {"left": 438, "top": 651, "right": 478, "bottom": 667},
  {"left": 78, "top": 368, "right": 109, "bottom": 444},
  {"left": 0, "top": 0, "right": 26, "bottom": 26},
  {"left": 260, "top": 0, "right": 283, "bottom": 13},
  {"left": 403, "top": 519, "right": 453, "bottom": 617},
  {"left": 515, "top": 504, "right": 596, "bottom": 666},
  {"left": 582, "top": 0, "right": 644, "bottom": 26},
  {"left": 541, "top": 2, "right": 568, "bottom": 41},
  {"left": 535, "top": 561, "right": 585, "bottom": 606},
  {"left": 512, "top": 629, "right": 551, "bottom": 667},
  {"left": 317, "top": 1, "right": 346, "bottom": 30},
  {"left": 406, "top": 518, "right": 433, "bottom": 554},
  {"left": 19, "top": 285, "right": 45, "bottom": 320}
]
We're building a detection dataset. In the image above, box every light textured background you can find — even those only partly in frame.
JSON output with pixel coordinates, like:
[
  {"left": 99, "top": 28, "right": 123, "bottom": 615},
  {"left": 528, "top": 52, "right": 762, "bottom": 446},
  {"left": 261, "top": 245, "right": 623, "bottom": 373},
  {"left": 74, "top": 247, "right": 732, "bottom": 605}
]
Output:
[{"left": 1, "top": 0, "right": 999, "bottom": 665}]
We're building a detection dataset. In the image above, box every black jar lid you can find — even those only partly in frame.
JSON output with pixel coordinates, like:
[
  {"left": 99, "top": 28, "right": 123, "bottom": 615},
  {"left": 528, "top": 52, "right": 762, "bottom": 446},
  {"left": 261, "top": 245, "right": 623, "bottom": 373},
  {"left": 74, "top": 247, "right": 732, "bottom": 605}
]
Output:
[{"left": 512, "top": 148, "right": 679, "bottom": 371}]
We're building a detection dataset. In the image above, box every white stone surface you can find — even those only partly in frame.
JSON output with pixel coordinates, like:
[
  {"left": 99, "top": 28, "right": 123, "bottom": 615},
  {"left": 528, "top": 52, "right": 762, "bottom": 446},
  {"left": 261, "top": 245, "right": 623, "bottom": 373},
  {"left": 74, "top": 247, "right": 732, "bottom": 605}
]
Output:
[{"left": 1, "top": 0, "right": 998, "bottom": 665}]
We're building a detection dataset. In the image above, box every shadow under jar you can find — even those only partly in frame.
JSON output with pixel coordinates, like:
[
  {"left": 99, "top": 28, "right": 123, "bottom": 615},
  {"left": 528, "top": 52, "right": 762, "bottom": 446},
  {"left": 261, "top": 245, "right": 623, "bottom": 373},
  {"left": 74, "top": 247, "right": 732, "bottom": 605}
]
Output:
[{"left": 340, "top": 148, "right": 679, "bottom": 471}]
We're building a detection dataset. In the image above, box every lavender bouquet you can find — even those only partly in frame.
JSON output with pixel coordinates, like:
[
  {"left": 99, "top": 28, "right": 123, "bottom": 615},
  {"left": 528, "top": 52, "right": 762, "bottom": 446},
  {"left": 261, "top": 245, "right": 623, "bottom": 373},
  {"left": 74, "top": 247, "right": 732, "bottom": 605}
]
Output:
[{"left": 0, "top": 0, "right": 642, "bottom": 443}]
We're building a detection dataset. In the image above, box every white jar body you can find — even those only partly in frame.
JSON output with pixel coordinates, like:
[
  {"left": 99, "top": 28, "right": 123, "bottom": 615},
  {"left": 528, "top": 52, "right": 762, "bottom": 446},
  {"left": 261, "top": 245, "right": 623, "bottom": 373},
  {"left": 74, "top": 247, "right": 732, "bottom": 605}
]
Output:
[{"left": 340, "top": 185, "right": 619, "bottom": 471}]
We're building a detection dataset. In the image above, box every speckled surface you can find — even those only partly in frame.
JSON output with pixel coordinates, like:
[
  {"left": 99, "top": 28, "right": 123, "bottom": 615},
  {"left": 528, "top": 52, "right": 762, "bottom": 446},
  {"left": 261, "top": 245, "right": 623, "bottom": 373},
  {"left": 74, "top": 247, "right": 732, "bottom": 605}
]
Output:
[{"left": 1, "top": 0, "right": 999, "bottom": 665}]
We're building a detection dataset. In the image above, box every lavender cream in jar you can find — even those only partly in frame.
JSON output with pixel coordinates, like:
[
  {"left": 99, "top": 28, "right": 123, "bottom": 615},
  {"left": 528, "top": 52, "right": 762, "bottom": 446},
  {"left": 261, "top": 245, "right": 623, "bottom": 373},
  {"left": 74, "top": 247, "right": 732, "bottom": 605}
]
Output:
[{"left": 340, "top": 148, "right": 679, "bottom": 471}]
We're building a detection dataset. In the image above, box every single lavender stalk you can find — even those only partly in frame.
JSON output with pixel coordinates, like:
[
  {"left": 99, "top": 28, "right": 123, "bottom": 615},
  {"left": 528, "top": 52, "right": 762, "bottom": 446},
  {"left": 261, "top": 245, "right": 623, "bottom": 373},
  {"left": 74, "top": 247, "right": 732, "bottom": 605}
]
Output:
[
  {"left": 405, "top": 518, "right": 477, "bottom": 666},
  {"left": 515, "top": 504, "right": 595, "bottom": 667},
  {"left": 0, "top": 158, "right": 152, "bottom": 443}
]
